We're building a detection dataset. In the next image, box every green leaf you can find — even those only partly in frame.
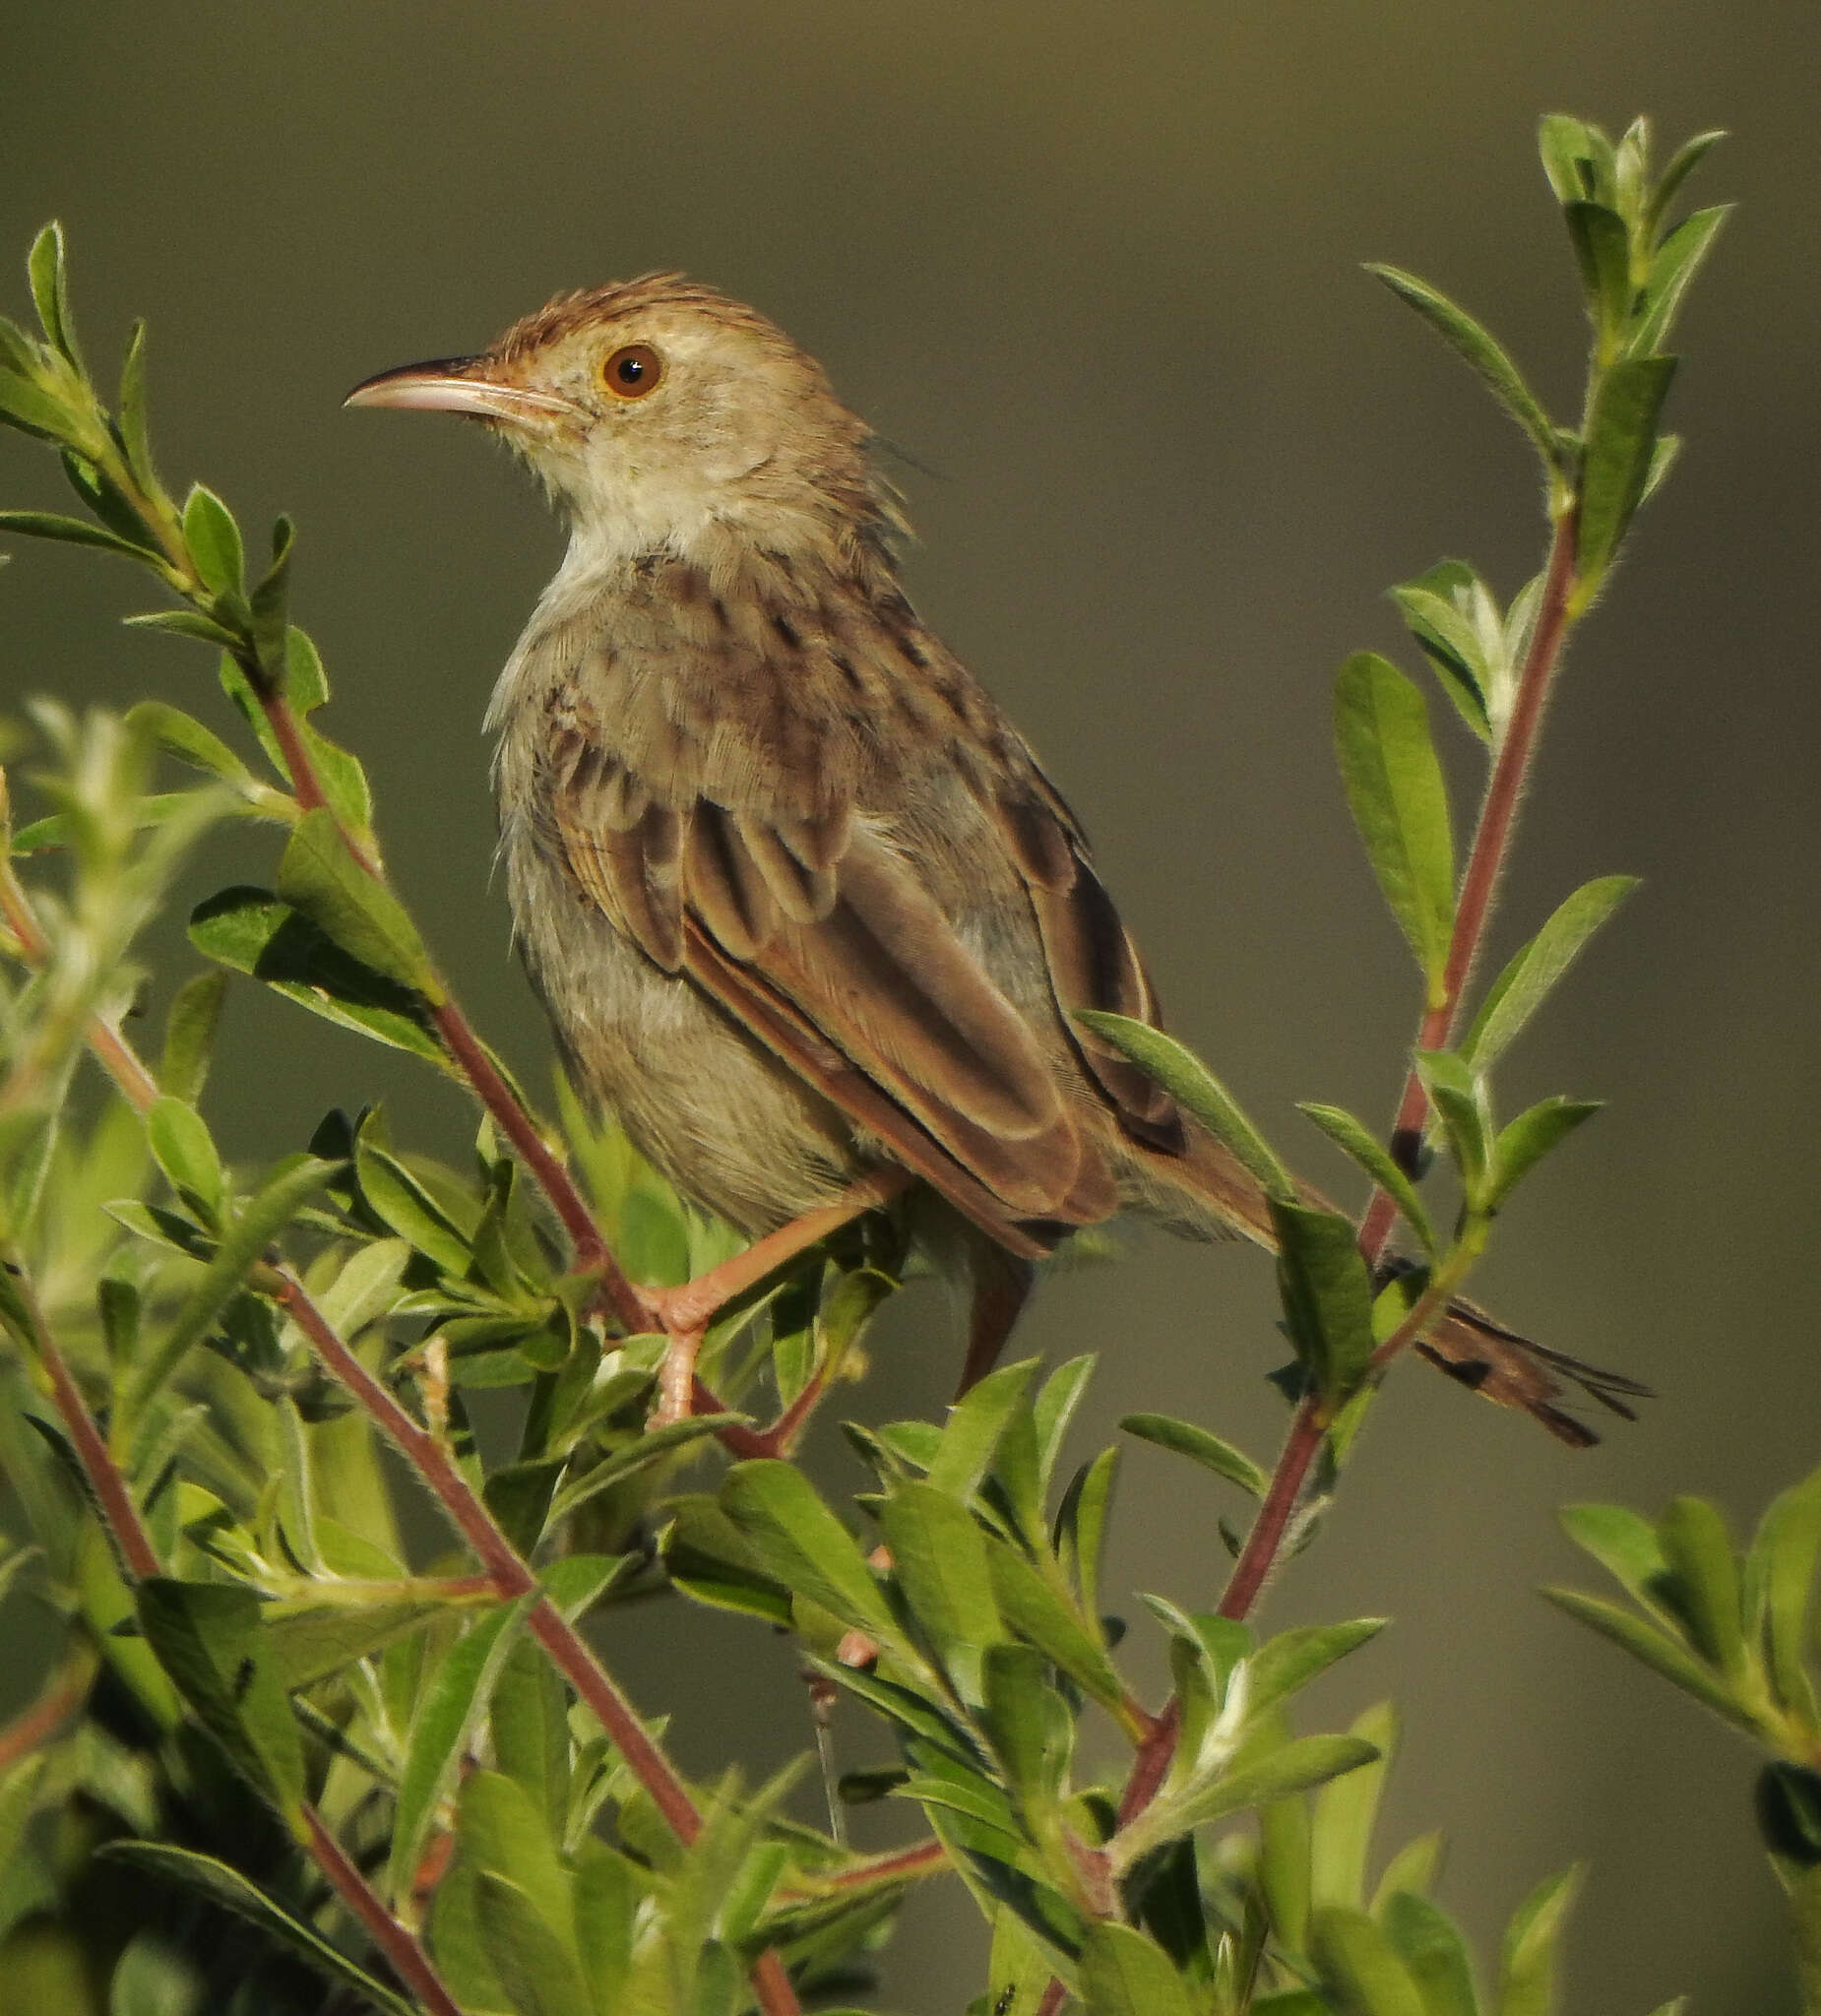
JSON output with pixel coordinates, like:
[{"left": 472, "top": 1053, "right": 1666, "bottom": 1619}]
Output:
[
  {"left": 277, "top": 809, "right": 441, "bottom": 1000},
  {"left": 1072, "top": 1012, "right": 1292, "bottom": 1199},
  {"left": 1496, "top": 1865, "right": 1581, "bottom": 2016},
  {"left": 1296, "top": 1103, "right": 1436, "bottom": 1256},
  {"left": 1459, "top": 877, "right": 1639, "bottom": 1077},
  {"left": 1249, "top": 1620, "right": 1388, "bottom": 1719},
  {"left": 1538, "top": 115, "right": 1609, "bottom": 206},
  {"left": 1309, "top": 1905, "right": 1427, "bottom": 2016},
  {"left": 386, "top": 1593, "right": 536, "bottom": 1907},
  {"left": 249, "top": 517, "right": 294, "bottom": 678},
  {"left": 719, "top": 1460, "right": 900, "bottom": 1642},
  {"left": 180, "top": 484, "right": 244, "bottom": 598},
  {"left": 145, "top": 1096, "right": 225, "bottom": 1222},
  {"left": 268, "top": 1587, "right": 491, "bottom": 1692},
  {"left": 98, "top": 1844, "right": 414, "bottom": 2015},
  {"left": 1259, "top": 1795, "right": 1312, "bottom": 1956},
  {"left": 1562, "top": 201, "right": 1632, "bottom": 346},
  {"left": 1632, "top": 205, "right": 1729, "bottom": 355},
  {"left": 1391, "top": 569, "right": 1491, "bottom": 745},
  {"left": 354, "top": 1121, "right": 473, "bottom": 1276},
  {"left": 1372, "top": 1832, "right": 1445, "bottom": 1917},
  {"left": 1647, "top": 130, "right": 1726, "bottom": 235},
  {"left": 881, "top": 1480, "right": 1007, "bottom": 1689},
  {"left": 27, "top": 222, "right": 83, "bottom": 370},
  {"left": 1079, "top": 1922, "right": 1197, "bottom": 2016},
  {"left": 0, "top": 365, "right": 77, "bottom": 441},
  {"left": 1381, "top": 1893, "right": 1479, "bottom": 2016},
  {"left": 1334, "top": 654, "right": 1455, "bottom": 1002},
  {"left": 126, "top": 701, "right": 254, "bottom": 786},
  {"left": 122, "top": 1156, "right": 336, "bottom": 1424},
  {"left": 1056, "top": 1446, "right": 1119, "bottom": 1626},
  {"left": 0, "top": 509, "right": 153, "bottom": 560},
  {"left": 1123, "top": 1734, "right": 1383, "bottom": 1864},
  {"left": 985, "top": 1543, "right": 1125, "bottom": 1712},
  {"left": 1120, "top": 1413, "right": 1269, "bottom": 1497},
  {"left": 1270, "top": 1200, "right": 1378, "bottom": 1403},
  {"left": 124, "top": 607, "right": 242, "bottom": 650},
  {"left": 1413, "top": 1052, "right": 1490, "bottom": 1199},
  {"left": 1575, "top": 355, "right": 1677, "bottom": 595},
  {"left": 1485, "top": 1099, "right": 1600, "bottom": 1209},
  {"left": 135, "top": 1579, "right": 305, "bottom": 1830},
  {"left": 1311, "top": 1701, "right": 1397, "bottom": 1914},
  {"left": 1365, "top": 267, "right": 1560, "bottom": 472},
  {"left": 490, "top": 1642, "right": 571, "bottom": 1838},
  {"left": 115, "top": 319, "right": 161, "bottom": 495},
  {"left": 188, "top": 884, "right": 449, "bottom": 1066},
  {"left": 1539, "top": 1587, "right": 1760, "bottom": 1734},
  {"left": 1557, "top": 1502, "right": 1671, "bottom": 1617},
  {"left": 660, "top": 1495, "right": 794, "bottom": 1627},
  {"left": 1751, "top": 1467, "right": 1821, "bottom": 1724},
  {"left": 926, "top": 1358, "right": 1038, "bottom": 1502},
  {"left": 1657, "top": 1495, "right": 1746, "bottom": 1680},
  {"left": 475, "top": 1871, "right": 594, "bottom": 2016},
  {"left": 980, "top": 1642, "right": 1071, "bottom": 1800},
  {"left": 1756, "top": 1762, "right": 1821, "bottom": 1867},
  {"left": 157, "top": 972, "right": 229, "bottom": 1103}
]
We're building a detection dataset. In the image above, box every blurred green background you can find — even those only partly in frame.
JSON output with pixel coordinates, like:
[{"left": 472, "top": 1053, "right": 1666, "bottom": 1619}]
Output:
[{"left": 4, "top": 3, "right": 1817, "bottom": 2008}]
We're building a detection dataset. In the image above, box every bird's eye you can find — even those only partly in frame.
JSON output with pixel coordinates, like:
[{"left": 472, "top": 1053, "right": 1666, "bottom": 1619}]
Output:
[{"left": 601, "top": 344, "right": 662, "bottom": 399}]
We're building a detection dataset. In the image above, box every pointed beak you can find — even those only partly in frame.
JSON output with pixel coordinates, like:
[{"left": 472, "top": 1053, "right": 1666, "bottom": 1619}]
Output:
[{"left": 344, "top": 356, "right": 578, "bottom": 423}]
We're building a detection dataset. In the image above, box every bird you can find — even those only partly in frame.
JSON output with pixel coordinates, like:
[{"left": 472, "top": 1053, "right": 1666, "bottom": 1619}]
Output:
[{"left": 345, "top": 275, "right": 1638, "bottom": 1446}]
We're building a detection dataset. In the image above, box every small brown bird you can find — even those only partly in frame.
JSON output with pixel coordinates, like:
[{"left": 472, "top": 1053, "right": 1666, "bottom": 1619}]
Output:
[{"left": 347, "top": 277, "right": 1631, "bottom": 1444}]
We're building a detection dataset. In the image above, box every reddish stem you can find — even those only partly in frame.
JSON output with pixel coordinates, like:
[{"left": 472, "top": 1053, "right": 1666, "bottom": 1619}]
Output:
[
  {"left": 1358, "top": 507, "right": 1579, "bottom": 1267},
  {"left": 304, "top": 1803, "right": 465, "bottom": 2016}
]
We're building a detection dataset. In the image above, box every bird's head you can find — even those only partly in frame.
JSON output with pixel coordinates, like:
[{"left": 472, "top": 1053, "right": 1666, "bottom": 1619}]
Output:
[{"left": 346, "top": 277, "right": 895, "bottom": 573}]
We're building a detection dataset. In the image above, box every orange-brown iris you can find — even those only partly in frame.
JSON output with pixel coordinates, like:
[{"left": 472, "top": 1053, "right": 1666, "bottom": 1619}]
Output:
[{"left": 601, "top": 343, "right": 662, "bottom": 398}]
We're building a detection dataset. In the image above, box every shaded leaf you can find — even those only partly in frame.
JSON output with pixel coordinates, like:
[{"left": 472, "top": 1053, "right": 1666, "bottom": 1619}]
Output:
[
  {"left": 1334, "top": 653, "right": 1455, "bottom": 1000},
  {"left": 277, "top": 809, "right": 441, "bottom": 1000},
  {"left": 1576, "top": 355, "right": 1677, "bottom": 593},
  {"left": 1270, "top": 1200, "right": 1378, "bottom": 1403},
  {"left": 0, "top": 509, "right": 153, "bottom": 559},
  {"left": 1486, "top": 1099, "right": 1600, "bottom": 1209},
  {"left": 1310, "top": 1904, "right": 1427, "bottom": 2016},
  {"left": 1539, "top": 1587, "right": 1759, "bottom": 1734},
  {"left": 1297, "top": 1102, "right": 1436, "bottom": 1256},
  {"left": 1079, "top": 1921, "right": 1197, "bottom": 2016},
  {"left": 1074, "top": 1012, "right": 1292, "bottom": 1198},
  {"left": 720, "top": 1460, "right": 899, "bottom": 1641},
  {"left": 1459, "top": 878, "right": 1639, "bottom": 1077}
]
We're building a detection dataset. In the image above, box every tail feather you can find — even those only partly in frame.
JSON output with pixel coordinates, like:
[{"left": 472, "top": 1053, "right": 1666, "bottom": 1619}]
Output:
[{"left": 1112, "top": 1123, "right": 1649, "bottom": 1448}]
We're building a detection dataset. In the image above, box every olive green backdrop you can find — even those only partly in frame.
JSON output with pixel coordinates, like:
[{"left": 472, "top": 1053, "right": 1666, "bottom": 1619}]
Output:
[{"left": 5, "top": 4, "right": 1817, "bottom": 2009}]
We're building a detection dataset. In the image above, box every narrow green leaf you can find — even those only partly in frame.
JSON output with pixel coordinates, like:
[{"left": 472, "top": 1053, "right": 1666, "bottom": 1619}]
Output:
[
  {"left": 1073, "top": 1012, "right": 1292, "bottom": 1199},
  {"left": 1249, "top": 1620, "right": 1388, "bottom": 1719},
  {"left": 0, "top": 509, "right": 153, "bottom": 559},
  {"left": 27, "top": 222, "right": 82, "bottom": 370},
  {"left": 1389, "top": 577, "right": 1491, "bottom": 744},
  {"left": 926, "top": 1357, "right": 1038, "bottom": 1501},
  {"left": 1033, "top": 1355, "right": 1096, "bottom": 1498},
  {"left": 124, "top": 703, "right": 253, "bottom": 784},
  {"left": 1496, "top": 1866, "right": 1582, "bottom": 2016},
  {"left": 1751, "top": 1467, "right": 1821, "bottom": 1725},
  {"left": 1380, "top": 1892, "right": 1478, "bottom": 2016},
  {"left": 249, "top": 517, "right": 294, "bottom": 678},
  {"left": 548, "top": 1414, "right": 744, "bottom": 1524},
  {"left": 1079, "top": 1922, "right": 1197, "bottom": 2016},
  {"left": 1459, "top": 877, "right": 1639, "bottom": 1076},
  {"left": 1657, "top": 1495, "right": 1746, "bottom": 1680},
  {"left": 124, "top": 608, "right": 241, "bottom": 650},
  {"left": 135, "top": 1579, "right": 305, "bottom": 1830},
  {"left": 188, "top": 885, "right": 448, "bottom": 1066},
  {"left": 1562, "top": 202, "right": 1632, "bottom": 345},
  {"left": 1120, "top": 1413, "right": 1269, "bottom": 1498},
  {"left": 145, "top": 1096, "right": 224, "bottom": 1222},
  {"left": 719, "top": 1460, "right": 899, "bottom": 1641},
  {"left": 1647, "top": 129, "right": 1726, "bottom": 235},
  {"left": 1371, "top": 1832, "right": 1445, "bottom": 1918},
  {"left": 1413, "top": 1052, "right": 1490, "bottom": 1198},
  {"left": 157, "top": 973, "right": 229, "bottom": 1103},
  {"left": 1310, "top": 1905, "right": 1427, "bottom": 2016},
  {"left": 1575, "top": 355, "right": 1678, "bottom": 593},
  {"left": 277, "top": 809, "right": 441, "bottom": 1000},
  {"left": 1270, "top": 1200, "right": 1378, "bottom": 1403},
  {"left": 1259, "top": 1795, "right": 1312, "bottom": 1957},
  {"left": 1125, "top": 1734, "right": 1382, "bottom": 1862},
  {"left": 1311, "top": 1701, "right": 1397, "bottom": 1914},
  {"left": 661, "top": 1495, "right": 794, "bottom": 1627},
  {"left": 355, "top": 1123, "right": 473, "bottom": 1276},
  {"left": 386, "top": 1593, "right": 535, "bottom": 1906},
  {"left": 1365, "top": 267, "right": 1559, "bottom": 472},
  {"left": 180, "top": 484, "right": 244, "bottom": 598},
  {"left": 1632, "top": 206, "right": 1729, "bottom": 355},
  {"left": 1486, "top": 1099, "right": 1600, "bottom": 1208},
  {"left": 268, "top": 1588, "right": 491, "bottom": 1692},
  {"left": 1056, "top": 1446, "right": 1119, "bottom": 1625},
  {"left": 881, "top": 1480, "right": 1007, "bottom": 1687},
  {"left": 98, "top": 1844, "right": 414, "bottom": 2016},
  {"left": 473, "top": 1870, "right": 594, "bottom": 2016},
  {"left": 1334, "top": 654, "right": 1455, "bottom": 1001},
  {"left": 980, "top": 1641, "right": 1071, "bottom": 1799},
  {"left": 1557, "top": 1502, "right": 1671, "bottom": 1617},
  {"left": 490, "top": 1642, "right": 571, "bottom": 1839},
  {"left": 1538, "top": 115, "right": 1608, "bottom": 206},
  {"left": 1296, "top": 1103, "right": 1436, "bottom": 1256},
  {"left": 115, "top": 319, "right": 161, "bottom": 496},
  {"left": 985, "top": 1540, "right": 1125, "bottom": 1712},
  {"left": 1539, "top": 1587, "right": 1760, "bottom": 1733},
  {"left": 0, "top": 365, "right": 76, "bottom": 440}
]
